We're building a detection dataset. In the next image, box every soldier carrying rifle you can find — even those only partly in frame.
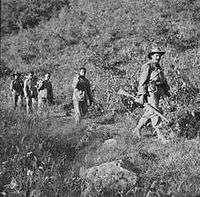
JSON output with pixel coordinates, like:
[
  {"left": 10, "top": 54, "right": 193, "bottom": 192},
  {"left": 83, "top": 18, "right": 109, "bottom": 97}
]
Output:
[{"left": 133, "top": 46, "right": 171, "bottom": 143}]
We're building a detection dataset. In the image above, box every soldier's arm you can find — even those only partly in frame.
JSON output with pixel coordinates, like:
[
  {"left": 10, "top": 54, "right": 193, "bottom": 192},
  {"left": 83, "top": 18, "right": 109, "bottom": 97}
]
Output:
[
  {"left": 20, "top": 80, "right": 24, "bottom": 89},
  {"left": 49, "top": 82, "right": 54, "bottom": 104},
  {"left": 10, "top": 81, "right": 14, "bottom": 91},
  {"left": 86, "top": 80, "right": 93, "bottom": 104},
  {"left": 23, "top": 79, "right": 28, "bottom": 97},
  {"left": 163, "top": 78, "right": 171, "bottom": 97},
  {"left": 161, "top": 71, "right": 171, "bottom": 97},
  {"left": 72, "top": 75, "right": 79, "bottom": 89},
  {"left": 137, "top": 63, "right": 150, "bottom": 96},
  {"left": 38, "top": 80, "right": 45, "bottom": 91},
  {"left": 134, "top": 63, "right": 150, "bottom": 105}
]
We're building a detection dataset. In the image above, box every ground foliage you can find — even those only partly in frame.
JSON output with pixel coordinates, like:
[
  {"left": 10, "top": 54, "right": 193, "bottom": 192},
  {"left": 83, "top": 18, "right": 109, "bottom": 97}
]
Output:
[
  {"left": 0, "top": 109, "right": 200, "bottom": 196},
  {"left": 1, "top": 0, "right": 200, "bottom": 196}
]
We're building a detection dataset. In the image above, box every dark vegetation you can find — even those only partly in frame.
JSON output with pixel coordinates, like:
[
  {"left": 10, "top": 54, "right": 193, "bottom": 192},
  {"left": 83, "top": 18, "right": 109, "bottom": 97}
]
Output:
[{"left": 1, "top": 0, "right": 200, "bottom": 196}]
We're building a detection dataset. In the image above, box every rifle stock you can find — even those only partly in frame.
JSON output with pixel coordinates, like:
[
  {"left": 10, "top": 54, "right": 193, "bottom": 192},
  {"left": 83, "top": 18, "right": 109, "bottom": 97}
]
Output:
[
  {"left": 117, "top": 88, "right": 136, "bottom": 99},
  {"left": 117, "top": 88, "right": 169, "bottom": 123}
]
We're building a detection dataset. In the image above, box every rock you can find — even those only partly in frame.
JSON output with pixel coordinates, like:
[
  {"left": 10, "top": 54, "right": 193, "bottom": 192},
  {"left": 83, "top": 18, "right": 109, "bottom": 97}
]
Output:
[
  {"left": 101, "top": 138, "right": 117, "bottom": 149},
  {"left": 80, "top": 160, "right": 137, "bottom": 197},
  {"left": 30, "top": 189, "right": 41, "bottom": 197},
  {"left": 146, "top": 191, "right": 160, "bottom": 197}
]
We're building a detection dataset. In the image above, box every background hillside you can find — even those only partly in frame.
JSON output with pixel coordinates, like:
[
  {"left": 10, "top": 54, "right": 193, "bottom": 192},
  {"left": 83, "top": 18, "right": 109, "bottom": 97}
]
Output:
[
  {"left": 1, "top": 0, "right": 200, "bottom": 112},
  {"left": 1, "top": 0, "right": 200, "bottom": 196}
]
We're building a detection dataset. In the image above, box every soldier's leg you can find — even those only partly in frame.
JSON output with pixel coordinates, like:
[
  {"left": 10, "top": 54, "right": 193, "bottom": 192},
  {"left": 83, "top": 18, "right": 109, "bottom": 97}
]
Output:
[
  {"left": 148, "top": 91, "right": 159, "bottom": 109},
  {"left": 32, "top": 98, "right": 37, "bottom": 112},
  {"left": 37, "top": 97, "right": 43, "bottom": 115},
  {"left": 26, "top": 97, "right": 33, "bottom": 114},
  {"left": 133, "top": 92, "right": 157, "bottom": 137},
  {"left": 46, "top": 99, "right": 51, "bottom": 118},
  {"left": 73, "top": 99, "right": 81, "bottom": 125},
  {"left": 39, "top": 98, "right": 49, "bottom": 117},
  {"left": 80, "top": 101, "right": 88, "bottom": 118},
  {"left": 133, "top": 116, "right": 149, "bottom": 137},
  {"left": 13, "top": 94, "right": 18, "bottom": 109},
  {"left": 151, "top": 115, "right": 161, "bottom": 133},
  {"left": 150, "top": 93, "right": 168, "bottom": 142},
  {"left": 152, "top": 116, "right": 168, "bottom": 143},
  {"left": 19, "top": 94, "right": 23, "bottom": 110},
  {"left": 133, "top": 92, "right": 159, "bottom": 137}
]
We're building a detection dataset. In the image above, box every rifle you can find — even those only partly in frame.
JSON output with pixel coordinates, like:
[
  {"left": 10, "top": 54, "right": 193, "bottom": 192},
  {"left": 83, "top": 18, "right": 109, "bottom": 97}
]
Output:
[{"left": 117, "top": 88, "right": 170, "bottom": 123}]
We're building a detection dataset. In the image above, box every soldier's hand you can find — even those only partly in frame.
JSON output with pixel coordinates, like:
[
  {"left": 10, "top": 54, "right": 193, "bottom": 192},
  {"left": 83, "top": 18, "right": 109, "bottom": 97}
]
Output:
[
  {"left": 166, "top": 91, "right": 171, "bottom": 97},
  {"left": 135, "top": 95, "right": 145, "bottom": 105}
]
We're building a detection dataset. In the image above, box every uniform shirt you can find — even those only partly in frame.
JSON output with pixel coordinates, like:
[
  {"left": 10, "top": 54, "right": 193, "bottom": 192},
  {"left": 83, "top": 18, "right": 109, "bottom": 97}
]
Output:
[
  {"left": 72, "top": 75, "right": 92, "bottom": 103},
  {"left": 138, "top": 61, "right": 170, "bottom": 96},
  {"left": 24, "top": 77, "right": 38, "bottom": 98},
  {"left": 10, "top": 79, "right": 24, "bottom": 95},
  {"left": 38, "top": 80, "right": 53, "bottom": 103}
]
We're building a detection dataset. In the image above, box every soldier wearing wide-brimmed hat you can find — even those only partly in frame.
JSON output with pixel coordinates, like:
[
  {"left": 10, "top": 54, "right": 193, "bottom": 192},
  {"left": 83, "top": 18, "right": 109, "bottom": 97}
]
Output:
[
  {"left": 147, "top": 47, "right": 165, "bottom": 59},
  {"left": 133, "top": 46, "right": 171, "bottom": 143},
  {"left": 10, "top": 71, "right": 24, "bottom": 110}
]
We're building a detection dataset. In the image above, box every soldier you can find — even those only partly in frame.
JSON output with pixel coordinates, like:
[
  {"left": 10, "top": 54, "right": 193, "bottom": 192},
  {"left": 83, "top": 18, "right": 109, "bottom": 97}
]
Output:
[
  {"left": 24, "top": 71, "right": 38, "bottom": 114},
  {"left": 10, "top": 72, "right": 24, "bottom": 110},
  {"left": 133, "top": 46, "right": 170, "bottom": 142},
  {"left": 72, "top": 67, "right": 93, "bottom": 125},
  {"left": 37, "top": 72, "right": 54, "bottom": 116}
]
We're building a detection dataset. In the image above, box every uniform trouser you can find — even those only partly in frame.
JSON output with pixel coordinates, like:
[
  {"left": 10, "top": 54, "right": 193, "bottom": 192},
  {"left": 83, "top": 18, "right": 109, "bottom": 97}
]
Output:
[
  {"left": 73, "top": 99, "right": 88, "bottom": 125},
  {"left": 12, "top": 93, "right": 23, "bottom": 109},
  {"left": 38, "top": 97, "right": 50, "bottom": 117},
  {"left": 25, "top": 97, "right": 37, "bottom": 114},
  {"left": 135, "top": 92, "right": 162, "bottom": 134}
]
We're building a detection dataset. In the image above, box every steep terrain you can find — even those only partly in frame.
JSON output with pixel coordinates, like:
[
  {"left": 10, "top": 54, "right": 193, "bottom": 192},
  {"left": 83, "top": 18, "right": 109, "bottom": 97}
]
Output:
[{"left": 1, "top": 0, "right": 200, "bottom": 196}]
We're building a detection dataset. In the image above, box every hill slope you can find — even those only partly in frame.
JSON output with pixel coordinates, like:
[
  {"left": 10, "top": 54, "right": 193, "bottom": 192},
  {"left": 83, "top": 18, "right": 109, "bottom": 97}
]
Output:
[{"left": 1, "top": 0, "right": 200, "bottom": 196}]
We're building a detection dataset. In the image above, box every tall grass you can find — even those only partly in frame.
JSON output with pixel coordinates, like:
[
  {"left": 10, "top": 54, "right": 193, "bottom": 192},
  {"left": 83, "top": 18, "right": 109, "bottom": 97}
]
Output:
[
  {"left": 0, "top": 108, "right": 83, "bottom": 196},
  {"left": 1, "top": 108, "right": 200, "bottom": 196}
]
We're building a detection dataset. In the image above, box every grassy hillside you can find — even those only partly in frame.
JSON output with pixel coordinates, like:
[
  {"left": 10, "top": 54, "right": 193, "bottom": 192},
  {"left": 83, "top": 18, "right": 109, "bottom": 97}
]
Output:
[
  {"left": 0, "top": 108, "right": 200, "bottom": 196},
  {"left": 1, "top": 0, "right": 200, "bottom": 196},
  {"left": 1, "top": 0, "right": 200, "bottom": 111}
]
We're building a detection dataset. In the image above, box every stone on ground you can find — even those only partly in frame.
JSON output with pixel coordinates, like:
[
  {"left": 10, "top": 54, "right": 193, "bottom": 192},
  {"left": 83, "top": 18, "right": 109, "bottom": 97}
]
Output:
[{"left": 80, "top": 160, "right": 137, "bottom": 197}]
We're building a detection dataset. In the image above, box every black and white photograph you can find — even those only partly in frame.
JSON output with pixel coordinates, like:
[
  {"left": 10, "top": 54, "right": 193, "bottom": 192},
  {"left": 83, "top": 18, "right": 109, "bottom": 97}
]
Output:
[{"left": 0, "top": 0, "right": 200, "bottom": 196}]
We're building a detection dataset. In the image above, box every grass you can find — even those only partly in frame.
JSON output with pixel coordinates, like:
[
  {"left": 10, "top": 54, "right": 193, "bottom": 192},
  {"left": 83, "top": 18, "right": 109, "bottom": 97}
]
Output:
[
  {"left": 1, "top": 0, "right": 200, "bottom": 196},
  {"left": 0, "top": 107, "right": 200, "bottom": 197}
]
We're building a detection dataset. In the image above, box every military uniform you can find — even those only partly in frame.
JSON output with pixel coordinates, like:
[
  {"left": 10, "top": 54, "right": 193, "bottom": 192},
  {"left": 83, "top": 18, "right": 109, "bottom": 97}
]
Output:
[
  {"left": 72, "top": 75, "right": 93, "bottom": 125},
  {"left": 133, "top": 47, "right": 170, "bottom": 141},
  {"left": 10, "top": 74, "right": 24, "bottom": 109},
  {"left": 24, "top": 76, "right": 38, "bottom": 114},
  {"left": 37, "top": 79, "right": 53, "bottom": 116}
]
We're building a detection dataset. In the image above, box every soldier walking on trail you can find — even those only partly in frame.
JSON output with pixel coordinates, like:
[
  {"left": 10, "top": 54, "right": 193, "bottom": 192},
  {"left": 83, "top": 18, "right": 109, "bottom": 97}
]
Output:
[
  {"left": 133, "top": 46, "right": 171, "bottom": 143},
  {"left": 37, "top": 72, "right": 54, "bottom": 117},
  {"left": 24, "top": 71, "right": 38, "bottom": 114},
  {"left": 72, "top": 67, "right": 93, "bottom": 125},
  {"left": 10, "top": 72, "right": 24, "bottom": 110}
]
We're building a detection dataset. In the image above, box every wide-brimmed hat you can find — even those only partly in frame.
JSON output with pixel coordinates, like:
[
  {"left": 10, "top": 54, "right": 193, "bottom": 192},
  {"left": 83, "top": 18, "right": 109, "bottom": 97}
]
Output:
[
  {"left": 13, "top": 71, "right": 20, "bottom": 76},
  {"left": 148, "top": 46, "right": 165, "bottom": 59}
]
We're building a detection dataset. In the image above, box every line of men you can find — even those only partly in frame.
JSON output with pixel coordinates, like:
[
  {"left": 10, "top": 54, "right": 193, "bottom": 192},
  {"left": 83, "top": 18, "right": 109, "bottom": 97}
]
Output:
[
  {"left": 10, "top": 71, "right": 53, "bottom": 115},
  {"left": 10, "top": 67, "right": 93, "bottom": 124},
  {"left": 10, "top": 46, "right": 174, "bottom": 142},
  {"left": 70, "top": 47, "right": 172, "bottom": 142}
]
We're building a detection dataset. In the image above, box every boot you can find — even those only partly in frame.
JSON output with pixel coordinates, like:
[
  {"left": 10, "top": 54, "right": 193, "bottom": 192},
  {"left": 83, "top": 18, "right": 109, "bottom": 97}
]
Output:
[
  {"left": 132, "top": 128, "right": 141, "bottom": 138},
  {"left": 156, "top": 129, "right": 169, "bottom": 143}
]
